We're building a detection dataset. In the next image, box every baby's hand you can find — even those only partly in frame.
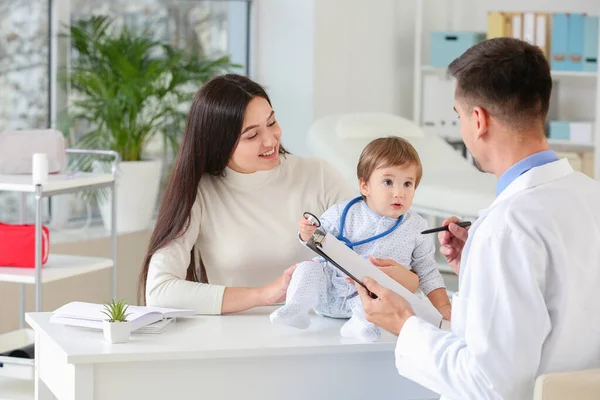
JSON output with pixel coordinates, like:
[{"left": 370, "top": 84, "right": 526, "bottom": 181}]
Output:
[{"left": 298, "top": 216, "right": 318, "bottom": 242}]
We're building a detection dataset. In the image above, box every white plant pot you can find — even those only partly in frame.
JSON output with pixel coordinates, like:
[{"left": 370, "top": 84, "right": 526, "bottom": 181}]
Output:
[
  {"left": 102, "top": 320, "right": 130, "bottom": 344},
  {"left": 94, "top": 160, "right": 163, "bottom": 233}
]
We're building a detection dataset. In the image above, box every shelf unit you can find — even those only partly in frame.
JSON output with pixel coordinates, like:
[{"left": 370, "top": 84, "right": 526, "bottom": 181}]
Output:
[
  {"left": 421, "top": 64, "right": 599, "bottom": 79},
  {"left": 0, "top": 149, "right": 119, "bottom": 382},
  {"left": 413, "top": 0, "right": 600, "bottom": 179}
]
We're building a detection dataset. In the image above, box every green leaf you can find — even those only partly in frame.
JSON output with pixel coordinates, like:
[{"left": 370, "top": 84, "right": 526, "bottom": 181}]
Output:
[
  {"left": 102, "top": 299, "right": 130, "bottom": 322},
  {"left": 60, "top": 14, "right": 239, "bottom": 176}
]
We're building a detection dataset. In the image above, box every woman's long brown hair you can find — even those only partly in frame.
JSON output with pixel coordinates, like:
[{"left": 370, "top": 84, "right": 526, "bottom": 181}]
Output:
[{"left": 138, "top": 74, "right": 287, "bottom": 305}]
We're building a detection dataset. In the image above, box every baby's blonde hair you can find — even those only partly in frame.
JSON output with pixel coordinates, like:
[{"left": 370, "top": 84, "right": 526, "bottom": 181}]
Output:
[{"left": 356, "top": 136, "right": 423, "bottom": 187}]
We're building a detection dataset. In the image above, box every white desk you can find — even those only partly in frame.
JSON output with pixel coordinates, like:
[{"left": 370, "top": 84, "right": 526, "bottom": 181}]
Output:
[{"left": 26, "top": 307, "right": 438, "bottom": 400}]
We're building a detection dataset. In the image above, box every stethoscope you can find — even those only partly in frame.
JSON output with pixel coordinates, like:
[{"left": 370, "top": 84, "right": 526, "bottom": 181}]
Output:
[
  {"left": 304, "top": 196, "right": 405, "bottom": 250},
  {"left": 303, "top": 196, "right": 405, "bottom": 302}
]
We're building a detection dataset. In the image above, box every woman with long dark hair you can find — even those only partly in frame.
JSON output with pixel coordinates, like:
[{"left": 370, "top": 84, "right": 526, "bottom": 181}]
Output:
[{"left": 139, "top": 74, "right": 354, "bottom": 314}]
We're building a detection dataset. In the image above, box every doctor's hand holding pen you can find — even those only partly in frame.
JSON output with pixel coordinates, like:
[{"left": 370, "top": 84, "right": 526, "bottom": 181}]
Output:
[{"left": 438, "top": 216, "right": 470, "bottom": 275}]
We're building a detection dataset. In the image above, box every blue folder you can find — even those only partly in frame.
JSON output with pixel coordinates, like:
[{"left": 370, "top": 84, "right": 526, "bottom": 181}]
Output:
[
  {"left": 567, "top": 13, "right": 585, "bottom": 71},
  {"left": 583, "top": 16, "right": 599, "bottom": 72},
  {"left": 551, "top": 14, "right": 569, "bottom": 71}
]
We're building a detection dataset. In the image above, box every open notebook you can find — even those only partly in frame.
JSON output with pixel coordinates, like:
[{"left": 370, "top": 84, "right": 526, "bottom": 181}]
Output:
[{"left": 50, "top": 301, "right": 195, "bottom": 333}]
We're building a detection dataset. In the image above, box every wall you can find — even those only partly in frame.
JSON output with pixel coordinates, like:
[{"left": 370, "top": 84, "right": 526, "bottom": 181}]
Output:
[
  {"left": 251, "top": 0, "right": 315, "bottom": 156},
  {"left": 251, "top": 0, "right": 410, "bottom": 156},
  {"left": 251, "top": 0, "right": 600, "bottom": 157},
  {"left": 0, "top": 0, "right": 49, "bottom": 133},
  {"left": 313, "top": 0, "right": 402, "bottom": 119}
]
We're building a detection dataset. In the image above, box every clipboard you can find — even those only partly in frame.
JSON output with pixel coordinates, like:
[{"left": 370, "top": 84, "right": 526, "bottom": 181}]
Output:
[{"left": 306, "top": 228, "right": 443, "bottom": 327}]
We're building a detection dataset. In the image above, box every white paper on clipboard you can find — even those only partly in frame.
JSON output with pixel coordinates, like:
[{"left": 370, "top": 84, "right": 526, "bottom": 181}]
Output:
[{"left": 307, "top": 231, "right": 443, "bottom": 328}]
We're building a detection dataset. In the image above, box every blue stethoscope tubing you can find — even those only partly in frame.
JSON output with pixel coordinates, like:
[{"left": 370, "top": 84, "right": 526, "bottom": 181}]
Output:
[
  {"left": 336, "top": 196, "right": 404, "bottom": 249},
  {"left": 304, "top": 196, "right": 404, "bottom": 249}
]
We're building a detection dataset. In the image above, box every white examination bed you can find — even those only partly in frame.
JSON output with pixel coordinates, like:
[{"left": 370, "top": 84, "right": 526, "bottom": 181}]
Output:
[{"left": 307, "top": 113, "right": 497, "bottom": 219}]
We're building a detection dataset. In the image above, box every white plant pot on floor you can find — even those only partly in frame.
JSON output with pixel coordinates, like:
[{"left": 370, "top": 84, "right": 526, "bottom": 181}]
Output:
[
  {"left": 102, "top": 320, "right": 130, "bottom": 344},
  {"left": 94, "top": 160, "right": 163, "bottom": 233}
]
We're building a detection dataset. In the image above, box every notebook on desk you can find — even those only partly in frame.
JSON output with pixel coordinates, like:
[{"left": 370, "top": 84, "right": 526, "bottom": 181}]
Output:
[
  {"left": 50, "top": 301, "right": 195, "bottom": 333},
  {"left": 306, "top": 229, "right": 443, "bottom": 328}
]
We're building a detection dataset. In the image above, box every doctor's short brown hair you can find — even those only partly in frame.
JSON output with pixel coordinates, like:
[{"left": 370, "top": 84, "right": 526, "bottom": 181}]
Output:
[
  {"left": 447, "top": 37, "right": 552, "bottom": 130},
  {"left": 357, "top": 136, "right": 423, "bottom": 187}
]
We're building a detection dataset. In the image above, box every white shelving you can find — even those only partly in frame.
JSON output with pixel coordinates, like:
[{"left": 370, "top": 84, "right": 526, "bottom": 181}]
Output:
[
  {"left": 550, "top": 70, "right": 598, "bottom": 79},
  {"left": 0, "top": 166, "right": 118, "bottom": 314},
  {"left": 0, "top": 255, "right": 114, "bottom": 285},
  {"left": 422, "top": 64, "right": 598, "bottom": 79},
  {"left": 0, "top": 149, "right": 119, "bottom": 384},
  {"left": 0, "top": 172, "right": 114, "bottom": 194},
  {"left": 547, "top": 140, "right": 595, "bottom": 153},
  {"left": 413, "top": 0, "right": 600, "bottom": 179}
]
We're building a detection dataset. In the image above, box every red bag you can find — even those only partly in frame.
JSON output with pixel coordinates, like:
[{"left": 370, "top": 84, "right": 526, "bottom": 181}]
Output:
[{"left": 0, "top": 223, "right": 50, "bottom": 268}]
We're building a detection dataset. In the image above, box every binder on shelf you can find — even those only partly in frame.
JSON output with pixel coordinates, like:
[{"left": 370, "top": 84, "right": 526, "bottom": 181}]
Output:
[
  {"left": 422, "top": 74, "right": 460, "bottom": 140},
  {"left": 487, "top": 12, "right": 507, "bottom": 39},
  {"left": 583, "top": 16, "right": 599, "bottom": 72},
  {"left": 570, "top": 122, "right": 594, "bottom": 144},
  {"left": 511, "top": 13, "right": 523, "bottom": 40},
  {"left": 551, "top": 13, "right": 569, "bottom": 71},
  {"left": 535, "top": 13, "right": 550, "bottom": 59},
  {"left": 548, "top": 121, "right": 571, "bottom": 141},
  {"left": 568, "top": 13, "right": 585, "bottom": 71},
  {"left": 523, "top": 12, "right": 536, "bottom": 45}
]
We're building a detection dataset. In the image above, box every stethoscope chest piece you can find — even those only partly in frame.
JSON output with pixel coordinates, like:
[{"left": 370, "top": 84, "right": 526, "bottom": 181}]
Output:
[{"left": 303, "top": 212, "right": 321, "bottom": 227}]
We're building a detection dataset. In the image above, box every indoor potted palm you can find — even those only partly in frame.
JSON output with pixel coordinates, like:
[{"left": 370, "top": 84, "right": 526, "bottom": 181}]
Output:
[
  {"left": 102, "top": 299, "right": 131, "bottom": 344},
  {"left": 63, "top": 16, "right": 238, "bottom": 232}
]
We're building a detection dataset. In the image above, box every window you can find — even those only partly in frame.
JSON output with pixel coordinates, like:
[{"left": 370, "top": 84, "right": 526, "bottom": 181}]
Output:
[
  {"left": 0, "top": 0, "right": 50, "bottom": 223},
  {"left": 0, "top": 0, "right": 250, "bottom": 228}
]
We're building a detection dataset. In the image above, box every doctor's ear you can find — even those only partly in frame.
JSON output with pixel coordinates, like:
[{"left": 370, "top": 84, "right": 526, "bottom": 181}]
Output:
[{"left": 472, "top": 106, "right": 490, "bottom": 139}]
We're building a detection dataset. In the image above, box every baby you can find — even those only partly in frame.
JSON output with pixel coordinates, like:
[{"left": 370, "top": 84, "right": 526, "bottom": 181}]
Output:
[{"left": 270, "top": 136, "right": 451, "bottom": 341}]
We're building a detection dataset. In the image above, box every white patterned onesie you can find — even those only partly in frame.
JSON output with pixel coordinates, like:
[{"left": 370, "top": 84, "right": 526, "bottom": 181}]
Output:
[{"left": 270, "top": 198, "right": 446, "bottom": 342}]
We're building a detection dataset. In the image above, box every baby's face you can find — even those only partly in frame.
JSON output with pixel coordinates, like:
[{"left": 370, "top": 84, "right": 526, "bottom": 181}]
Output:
[{"left": 359, "top": 164, "right": 417, "bottom": 219}]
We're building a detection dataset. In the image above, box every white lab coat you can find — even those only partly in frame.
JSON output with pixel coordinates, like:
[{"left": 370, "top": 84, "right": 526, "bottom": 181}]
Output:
[{"left": 394, "top": 158, "right": 600, "bottom": 400}]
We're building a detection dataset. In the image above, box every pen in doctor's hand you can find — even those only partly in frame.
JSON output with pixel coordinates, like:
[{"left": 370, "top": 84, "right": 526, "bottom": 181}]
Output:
[{"left": 420, "top": 221, "right": 472, "bottom": 235}]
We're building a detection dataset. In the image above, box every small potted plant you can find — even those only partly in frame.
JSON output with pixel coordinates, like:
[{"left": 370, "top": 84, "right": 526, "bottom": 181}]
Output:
[{"left": 101, "top": 299, "right": 131, "bottom": 344}]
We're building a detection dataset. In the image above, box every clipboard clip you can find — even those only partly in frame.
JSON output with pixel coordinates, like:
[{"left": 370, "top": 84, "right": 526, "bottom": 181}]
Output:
[{"left": 306, "top": 229, "right": 378, "bottom": 300}]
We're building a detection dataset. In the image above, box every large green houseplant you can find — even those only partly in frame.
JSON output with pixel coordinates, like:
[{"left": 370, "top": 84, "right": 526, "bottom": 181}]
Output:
[{"left": 63, "top": 16, "right": 238, "bottom": 232}]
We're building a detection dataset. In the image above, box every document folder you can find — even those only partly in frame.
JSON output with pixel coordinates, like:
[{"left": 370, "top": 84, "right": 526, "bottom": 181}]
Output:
[
  {"left": 305, "top": 228, "right": 443, "bottom": 328},
  {"left": 568, "top": 13, "right": 585, "bottom": 71},
  {"left": 584, "top": 16, "right": 599, "bottom": 72},
  {"left": 551, "top": 13, "right": 569, "bottom": 71}
]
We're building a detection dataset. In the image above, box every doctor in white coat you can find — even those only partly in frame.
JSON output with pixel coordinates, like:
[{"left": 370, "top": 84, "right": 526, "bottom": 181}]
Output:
[{"left": 354, "top": 37, "right": 600, "bottom": 400}]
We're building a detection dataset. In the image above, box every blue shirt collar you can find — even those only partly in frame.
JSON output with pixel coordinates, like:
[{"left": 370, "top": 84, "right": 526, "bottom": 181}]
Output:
[{"left": 496, "top": 150, "right": 559, "bottom": 196}]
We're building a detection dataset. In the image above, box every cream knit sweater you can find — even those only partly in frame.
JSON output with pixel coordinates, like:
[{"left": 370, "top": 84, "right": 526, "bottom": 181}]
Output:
[{"left": 145, "top": 154, "right": 356, "bottom": 314}]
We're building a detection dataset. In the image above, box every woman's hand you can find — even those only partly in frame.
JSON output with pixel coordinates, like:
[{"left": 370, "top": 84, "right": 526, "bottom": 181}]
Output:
[
  {"left": 259, "top": 264, "right": 297, "bottom": 306},
  {"left": 221, "top": 265, "right": 297, "bottom": 314},
  {"left": 369, "top": 257, "right": 419, "bottom": 293},
  {"left": 298, "top": 216, "right": 317, "bottom": 242}
]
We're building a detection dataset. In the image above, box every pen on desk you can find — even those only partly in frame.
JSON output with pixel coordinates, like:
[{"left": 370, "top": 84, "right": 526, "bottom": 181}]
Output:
[{"left": 420, "top": 221, "right": 472, "bottom": 235}]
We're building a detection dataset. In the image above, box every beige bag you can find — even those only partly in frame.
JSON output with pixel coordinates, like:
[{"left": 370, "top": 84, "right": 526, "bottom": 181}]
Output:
[{"left": 0, "top": 129, "right": 66, "bottom": 174}]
